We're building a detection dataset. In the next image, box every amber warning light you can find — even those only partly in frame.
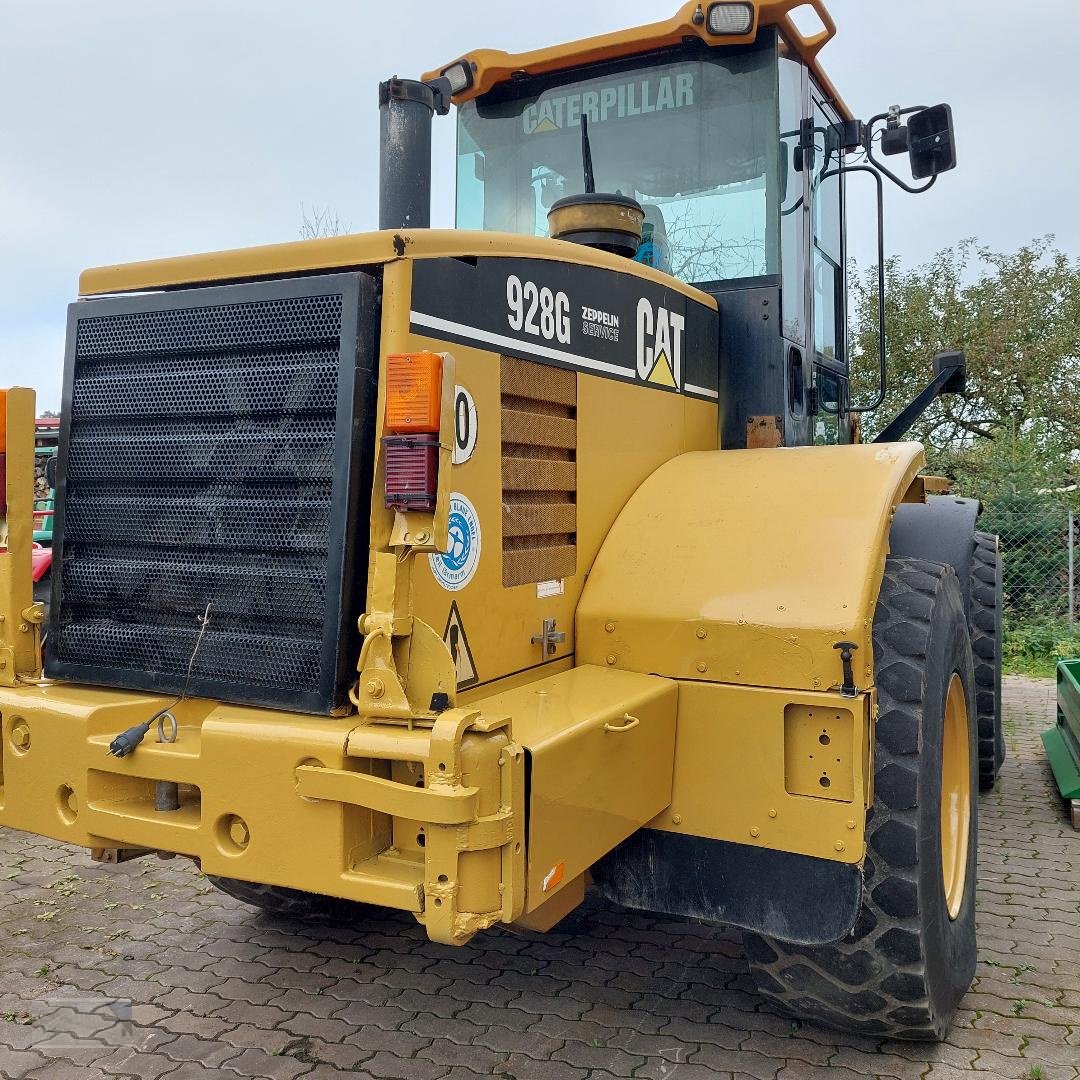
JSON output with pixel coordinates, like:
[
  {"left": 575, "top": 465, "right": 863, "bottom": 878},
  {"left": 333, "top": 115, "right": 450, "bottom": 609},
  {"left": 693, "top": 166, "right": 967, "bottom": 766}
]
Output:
[{"left": 386, "top": 351, "right": 442, "bottom": 433}]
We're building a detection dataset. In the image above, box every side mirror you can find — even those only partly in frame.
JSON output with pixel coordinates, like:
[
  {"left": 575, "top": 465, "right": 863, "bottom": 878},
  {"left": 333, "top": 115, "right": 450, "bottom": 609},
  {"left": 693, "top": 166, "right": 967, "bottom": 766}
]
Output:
[
  {"left": 934, "top": 349, "right": 966, "bottom": 394},
  {"left": 45, "top": 455, "right": 58, "bottom": 490},
  {"left": 908, "top": 104, "right": 957, "bottom": 179}
]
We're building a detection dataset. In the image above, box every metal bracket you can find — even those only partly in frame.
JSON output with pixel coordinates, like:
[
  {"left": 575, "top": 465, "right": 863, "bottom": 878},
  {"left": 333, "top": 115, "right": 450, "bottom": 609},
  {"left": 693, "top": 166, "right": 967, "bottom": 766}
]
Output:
[
  {"left": 20, "top": 603, "right": 45, "bottom": 626},
  {"left": 531, "top": 618, "right": 567, "bottom": 657},
  {"left": 351, "top": 613, "right": 412, "bottom": 719}
]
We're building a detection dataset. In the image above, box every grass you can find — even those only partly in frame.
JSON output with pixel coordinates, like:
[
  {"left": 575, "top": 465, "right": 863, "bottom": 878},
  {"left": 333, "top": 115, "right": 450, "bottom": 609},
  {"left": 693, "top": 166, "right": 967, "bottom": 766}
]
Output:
[{"left": 1003, "top": 616, "right": 1080, "bottom": 678}]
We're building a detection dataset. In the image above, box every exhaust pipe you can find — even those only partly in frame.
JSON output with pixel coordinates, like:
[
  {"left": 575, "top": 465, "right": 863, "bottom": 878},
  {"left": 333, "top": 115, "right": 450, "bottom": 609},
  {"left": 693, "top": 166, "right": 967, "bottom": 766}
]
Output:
[{"left": 379, "top": 77, "right": 451, "bottom": 231}]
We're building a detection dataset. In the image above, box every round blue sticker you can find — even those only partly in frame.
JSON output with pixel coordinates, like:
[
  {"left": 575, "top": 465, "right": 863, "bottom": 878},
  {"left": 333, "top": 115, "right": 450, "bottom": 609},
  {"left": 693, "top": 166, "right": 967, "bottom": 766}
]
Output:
[{"left": 429, "top": 493, "right": 481, "bottom": 591}]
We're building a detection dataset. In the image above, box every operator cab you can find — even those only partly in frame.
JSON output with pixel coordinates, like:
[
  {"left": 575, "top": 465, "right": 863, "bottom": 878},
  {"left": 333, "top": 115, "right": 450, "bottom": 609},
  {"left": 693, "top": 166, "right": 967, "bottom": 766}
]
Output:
[{"left": 434, "top": 1, "right": 956, "bottom": 449}]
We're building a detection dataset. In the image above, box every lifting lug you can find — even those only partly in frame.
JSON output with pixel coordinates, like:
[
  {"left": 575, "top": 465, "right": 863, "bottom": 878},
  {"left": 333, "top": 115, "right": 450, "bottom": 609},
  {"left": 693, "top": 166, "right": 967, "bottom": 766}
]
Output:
[{"left": 833, "top": 641, "right": 859, "bottom": 697}]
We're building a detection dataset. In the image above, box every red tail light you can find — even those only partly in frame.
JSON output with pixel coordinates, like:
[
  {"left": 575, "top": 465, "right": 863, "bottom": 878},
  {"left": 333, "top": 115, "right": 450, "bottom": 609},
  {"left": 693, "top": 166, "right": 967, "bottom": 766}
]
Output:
[{"left": 383, "top": 435, "right": 440, "bottom": 511}]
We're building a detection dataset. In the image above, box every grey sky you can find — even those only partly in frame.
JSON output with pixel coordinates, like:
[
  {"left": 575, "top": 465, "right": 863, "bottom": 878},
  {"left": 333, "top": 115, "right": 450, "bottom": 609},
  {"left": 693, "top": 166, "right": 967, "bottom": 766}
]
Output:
[{"left": 2, "top": 0, "right": 1077, "bottom": 411}]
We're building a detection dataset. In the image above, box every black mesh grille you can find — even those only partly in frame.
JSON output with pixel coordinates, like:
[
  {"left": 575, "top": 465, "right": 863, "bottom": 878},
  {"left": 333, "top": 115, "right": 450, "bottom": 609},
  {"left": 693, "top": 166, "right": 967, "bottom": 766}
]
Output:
[{"left": 46, "top": 274, "right": 377, "bottom": 714}]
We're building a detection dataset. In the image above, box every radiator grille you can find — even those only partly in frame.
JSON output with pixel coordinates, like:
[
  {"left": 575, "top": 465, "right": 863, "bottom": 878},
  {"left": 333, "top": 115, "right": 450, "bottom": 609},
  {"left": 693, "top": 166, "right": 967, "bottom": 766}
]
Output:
[
  {"left": 47, "top": 274, "right": 376, "bottom": 714},
  {"left": 500, "top": 357, "right": 577, "bottom": 588}
]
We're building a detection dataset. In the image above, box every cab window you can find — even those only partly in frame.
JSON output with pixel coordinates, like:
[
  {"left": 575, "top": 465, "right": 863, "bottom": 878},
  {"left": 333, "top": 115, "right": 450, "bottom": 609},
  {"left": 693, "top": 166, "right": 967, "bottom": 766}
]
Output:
[
  {"left": 814, "top": 366, "right": 847, "bottom": 445},
  {"left": 456, "top": 42, "right": 780, "bottom": 286},
  {"left": 811, "top": 97, "right": 844, "bottom": 364}
]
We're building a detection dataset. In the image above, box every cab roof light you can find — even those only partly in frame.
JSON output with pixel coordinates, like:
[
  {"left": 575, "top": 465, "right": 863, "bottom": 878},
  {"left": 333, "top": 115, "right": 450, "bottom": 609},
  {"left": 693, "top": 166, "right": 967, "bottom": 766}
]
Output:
[
  {"left": 441, "top": 61, "right": 473, "bottom": 95},
  {"left": 707, "top": 2, "right": 754, "bottom": 35},
  {"left": 385, "top": 352, "right": 443, "bottom": 434}
]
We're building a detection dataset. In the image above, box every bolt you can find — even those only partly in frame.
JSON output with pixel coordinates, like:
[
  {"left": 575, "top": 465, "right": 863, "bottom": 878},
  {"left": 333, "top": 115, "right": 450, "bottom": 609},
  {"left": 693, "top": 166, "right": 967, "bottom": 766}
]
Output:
[
  {"left": 229, "top": 818, "right": 250, "bottom": 848},
  {"left": 834, "top": 841, "right": 845, "bottom": 853},
  {"left": 416, "top": 531, "right": 430, "bottom": 543},
  {"left": 672, "top": 813, "right": 683, "bottom": 825},
  {"left": 847, "top": 819, "right": 857, "bottom": 830},
  {"left": 18, "top": 622, "right": 28, "bottom": 633},
  {"left": 604, "top": 622, "right": 615, "bottom": 633},
  {"left": 768, "top": 808, "right": 778, "bottom": 819},
  {"left": 11, "top": 723, "right": 30, "bottom": 750},
  {"left": 696, "top": 661, "right": 707, "bottom": 673},
  {"left": 605, "top": 655, "right": 617, "bottom": 666},
  {"left": 365, "top": 678, "right": 385, "bottom": 699},
  {"left": 750, "top": 826, "right": 760, "bottom": 838},
  {"left": 696, "top": 628, "right": 707, "bottom": 640}
]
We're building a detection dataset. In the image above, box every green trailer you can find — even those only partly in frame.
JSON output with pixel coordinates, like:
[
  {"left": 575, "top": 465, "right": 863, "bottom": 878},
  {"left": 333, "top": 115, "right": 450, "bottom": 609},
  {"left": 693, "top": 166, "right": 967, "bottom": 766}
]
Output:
[{"left": 1044, "top": 660, "right": 1080, "bottom": 830}]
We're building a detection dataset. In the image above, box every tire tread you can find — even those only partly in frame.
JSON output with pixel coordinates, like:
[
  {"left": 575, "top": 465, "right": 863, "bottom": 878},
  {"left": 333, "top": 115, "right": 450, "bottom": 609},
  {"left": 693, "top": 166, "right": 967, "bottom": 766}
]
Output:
[
  {"left": 970, "top": 532, "right": 1004, "bottom": 790},
  {"left": 743, "top": 557, "right": 974, "bottom": 1040}
]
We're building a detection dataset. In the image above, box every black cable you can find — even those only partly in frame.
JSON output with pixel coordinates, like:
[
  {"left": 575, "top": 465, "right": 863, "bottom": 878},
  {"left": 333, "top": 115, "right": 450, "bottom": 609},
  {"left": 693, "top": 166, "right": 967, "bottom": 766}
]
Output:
[{"left": 107, "top": 603, "right": 212, "bottom": 758}]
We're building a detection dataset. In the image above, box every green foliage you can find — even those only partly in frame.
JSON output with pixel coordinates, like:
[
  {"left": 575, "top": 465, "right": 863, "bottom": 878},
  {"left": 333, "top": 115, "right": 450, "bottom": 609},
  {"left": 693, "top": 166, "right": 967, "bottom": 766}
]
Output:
[
  {"left": 949, "top": 433, "right": 1074, "bottom": 621},
  {"left": 1003, "top": 618, "right": 1080, "bottom": 678},
  {"left": 850, "top": 237, "right": 1080, "bottom": 455},
  {"left": 851, "top": 239, "right": 1079, "bottom": 663}
]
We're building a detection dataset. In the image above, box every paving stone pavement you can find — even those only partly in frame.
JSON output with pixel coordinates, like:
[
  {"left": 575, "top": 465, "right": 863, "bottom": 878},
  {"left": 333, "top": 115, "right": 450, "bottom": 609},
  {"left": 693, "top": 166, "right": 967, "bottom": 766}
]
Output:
[{"left": 0, "top": 675, "right": 1076, "bottom": 1080}]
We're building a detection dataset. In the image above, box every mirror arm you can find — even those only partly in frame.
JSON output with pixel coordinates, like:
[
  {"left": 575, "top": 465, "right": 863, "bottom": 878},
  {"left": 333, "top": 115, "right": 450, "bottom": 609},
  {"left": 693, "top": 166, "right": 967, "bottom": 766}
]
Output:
[
  {"left": 864, "top": 112, "right": 938, "bottom": 195},
  {"left": 822, "top": 163, "right": 887, "bottom": 414},
  {"left": 872, "top": 354, "right": 966, "bottom": 444}
]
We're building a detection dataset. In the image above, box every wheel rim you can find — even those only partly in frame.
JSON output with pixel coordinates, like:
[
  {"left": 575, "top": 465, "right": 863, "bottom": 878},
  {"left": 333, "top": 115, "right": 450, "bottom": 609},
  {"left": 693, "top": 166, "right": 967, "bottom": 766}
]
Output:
[{"left": 941, "top": 672, "right": 971, "bottom": 920}]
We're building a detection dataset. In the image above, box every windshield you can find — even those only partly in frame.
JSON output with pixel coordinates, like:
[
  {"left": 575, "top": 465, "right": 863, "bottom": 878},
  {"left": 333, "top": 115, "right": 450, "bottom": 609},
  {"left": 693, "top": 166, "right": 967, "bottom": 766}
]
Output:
[{"left": 455, "top": 42, "right": 779, "bottom": 286}]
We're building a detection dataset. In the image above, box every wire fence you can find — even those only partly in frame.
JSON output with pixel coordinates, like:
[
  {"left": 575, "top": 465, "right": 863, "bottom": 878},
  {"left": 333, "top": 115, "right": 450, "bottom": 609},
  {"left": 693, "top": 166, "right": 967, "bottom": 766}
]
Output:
[{"left": 985, "top": 504, "right": 1076, "bottom": 625}]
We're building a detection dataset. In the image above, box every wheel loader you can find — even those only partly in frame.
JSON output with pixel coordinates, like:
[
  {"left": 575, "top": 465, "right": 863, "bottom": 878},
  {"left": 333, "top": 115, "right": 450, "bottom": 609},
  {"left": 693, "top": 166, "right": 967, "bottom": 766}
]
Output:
[{"left": 0, "top": 0, "right": 1004, "bottom": 1040}]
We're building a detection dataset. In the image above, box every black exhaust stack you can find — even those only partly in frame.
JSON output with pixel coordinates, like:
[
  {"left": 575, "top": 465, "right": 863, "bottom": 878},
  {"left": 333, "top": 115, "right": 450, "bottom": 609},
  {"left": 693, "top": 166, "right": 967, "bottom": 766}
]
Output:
[{"left": 378, "top": 77, "right": 451, "bottom": 231}]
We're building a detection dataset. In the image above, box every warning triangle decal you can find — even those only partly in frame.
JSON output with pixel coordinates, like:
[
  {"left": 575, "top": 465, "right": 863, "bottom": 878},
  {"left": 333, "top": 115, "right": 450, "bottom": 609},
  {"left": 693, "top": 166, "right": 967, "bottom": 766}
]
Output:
[
  {"left": 443, "top": 601, "right": 478, "bottom": 689},
  {"left": 534, "top": 118, "right": 558, "bottom": 133},
  {"left": 648, "top": 351, "right": 677, "bottom": 388}
]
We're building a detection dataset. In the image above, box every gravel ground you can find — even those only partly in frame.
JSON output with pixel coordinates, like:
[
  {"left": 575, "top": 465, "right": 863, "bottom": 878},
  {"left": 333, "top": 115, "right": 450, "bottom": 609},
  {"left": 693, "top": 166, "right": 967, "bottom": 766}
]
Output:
[{"left": 0, "top": 674, "right": 1076, "bottom": 1080}]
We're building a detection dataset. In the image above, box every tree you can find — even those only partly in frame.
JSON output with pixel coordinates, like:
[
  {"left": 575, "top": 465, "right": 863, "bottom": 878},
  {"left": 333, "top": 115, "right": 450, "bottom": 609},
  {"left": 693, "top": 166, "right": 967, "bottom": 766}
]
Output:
[
  {"left": 849, "top": 237, "right": 1080, "bottom": 466},
  {"left": 299, "top": 202, "right": 351, "bottom": 239}
]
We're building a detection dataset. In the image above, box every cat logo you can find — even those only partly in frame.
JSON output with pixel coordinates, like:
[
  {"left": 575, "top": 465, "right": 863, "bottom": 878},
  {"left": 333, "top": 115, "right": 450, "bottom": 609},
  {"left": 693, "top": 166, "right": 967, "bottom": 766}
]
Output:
[
  {"left": 636, "top": 297, "right": 685, "bottom": 390},
  {"left": 523, "top": 73, "right": 695, "bottom": 135}
]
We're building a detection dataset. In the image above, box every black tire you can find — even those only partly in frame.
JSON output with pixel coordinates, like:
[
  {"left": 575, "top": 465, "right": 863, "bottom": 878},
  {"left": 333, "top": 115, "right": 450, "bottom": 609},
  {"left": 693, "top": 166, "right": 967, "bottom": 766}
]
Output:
[
  {"left": 205, "top": 875, "right": 364, "bottom": 921},
  {"left": 970, "top": 532, "right": 1004, "bottom": 790},
  {"left": 743, "top": 558, "right": 978, "bottom": 1040}
]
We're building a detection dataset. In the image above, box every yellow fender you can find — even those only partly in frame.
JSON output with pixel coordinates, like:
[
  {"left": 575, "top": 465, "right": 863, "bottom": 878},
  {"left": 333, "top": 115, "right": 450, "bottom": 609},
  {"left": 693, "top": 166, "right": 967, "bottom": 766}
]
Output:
[{"left": 577, "top": 443, "right": 925, "bottom": 694}]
